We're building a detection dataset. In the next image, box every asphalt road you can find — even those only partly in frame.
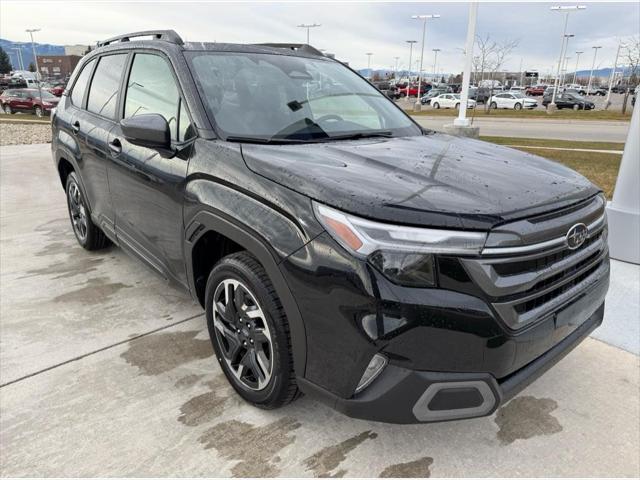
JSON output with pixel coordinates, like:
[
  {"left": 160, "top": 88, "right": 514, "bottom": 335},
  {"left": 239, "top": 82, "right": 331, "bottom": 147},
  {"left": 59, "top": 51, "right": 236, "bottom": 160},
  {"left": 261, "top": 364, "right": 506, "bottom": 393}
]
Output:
[
  {"left": 411, "top": 116, "right": 631, "bottom": 142},
  {"left": 1, "top": 144, "right": 639, "bottom": 477}
]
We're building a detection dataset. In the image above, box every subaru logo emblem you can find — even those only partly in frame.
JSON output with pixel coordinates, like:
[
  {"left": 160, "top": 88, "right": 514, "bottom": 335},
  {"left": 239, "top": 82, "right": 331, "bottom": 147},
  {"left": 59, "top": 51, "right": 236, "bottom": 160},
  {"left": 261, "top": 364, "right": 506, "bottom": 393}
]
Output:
[{"left": 566, "top": 223, "right": 588, "bottom": 250}]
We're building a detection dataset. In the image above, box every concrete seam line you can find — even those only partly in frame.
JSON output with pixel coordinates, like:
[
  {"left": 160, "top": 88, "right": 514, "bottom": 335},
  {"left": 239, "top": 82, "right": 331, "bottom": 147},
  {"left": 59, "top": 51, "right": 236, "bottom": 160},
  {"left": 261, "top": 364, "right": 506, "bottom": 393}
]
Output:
[{"left": 0, "top": 313, "right": 205, "bottom": 389}]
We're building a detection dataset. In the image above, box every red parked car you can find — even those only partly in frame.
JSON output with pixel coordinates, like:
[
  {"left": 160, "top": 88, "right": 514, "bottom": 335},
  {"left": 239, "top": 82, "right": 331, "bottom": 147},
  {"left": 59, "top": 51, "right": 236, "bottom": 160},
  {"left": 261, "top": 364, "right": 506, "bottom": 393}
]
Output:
[
  {"left": 48, "top": 84, "right": 66, "bottom": 97},
  {"left": 525, "top": 85, "right": 546, "bottom": 96},
  {"left": 0, "top": 88, "right": 60, "bottom": 117},
  {"left": 398, "top": 83, "right": 431, "bottom": 97}
]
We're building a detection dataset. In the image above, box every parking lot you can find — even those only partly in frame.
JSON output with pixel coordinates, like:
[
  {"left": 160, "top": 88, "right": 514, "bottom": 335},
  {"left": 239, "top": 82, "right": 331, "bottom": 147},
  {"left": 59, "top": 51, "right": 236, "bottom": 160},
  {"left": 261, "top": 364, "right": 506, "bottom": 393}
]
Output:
[{"left": 0, "top": 143, "right": 639, "bottom": 477}]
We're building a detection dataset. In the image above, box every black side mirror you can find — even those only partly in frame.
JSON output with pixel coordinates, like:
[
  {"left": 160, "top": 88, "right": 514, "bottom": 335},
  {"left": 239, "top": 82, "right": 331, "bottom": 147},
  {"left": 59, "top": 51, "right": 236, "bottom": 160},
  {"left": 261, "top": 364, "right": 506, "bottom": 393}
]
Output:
[{"left": 121, "top": 113, "right": 171, "bottom": 151}]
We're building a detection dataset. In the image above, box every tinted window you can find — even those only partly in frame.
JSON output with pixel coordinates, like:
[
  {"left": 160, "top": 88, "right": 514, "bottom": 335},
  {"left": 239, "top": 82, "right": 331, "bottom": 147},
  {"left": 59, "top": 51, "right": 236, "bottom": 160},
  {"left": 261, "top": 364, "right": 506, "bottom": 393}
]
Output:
[
  {"left": 124, "top": 53, "right": 191, "bottom": 142},
  {"left": 70, "top": 59, "right": 95, "bottom": 106},
  {"left": 87, "top": 54, "right": 127, "bottom": 119}
]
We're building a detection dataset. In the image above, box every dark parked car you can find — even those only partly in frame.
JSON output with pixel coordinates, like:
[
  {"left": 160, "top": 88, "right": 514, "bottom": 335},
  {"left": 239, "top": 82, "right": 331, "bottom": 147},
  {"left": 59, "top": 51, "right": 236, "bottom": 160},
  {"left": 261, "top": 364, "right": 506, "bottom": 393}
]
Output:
[
  {"left": 1, "top": 88, "right": 60, "bottom": 116},
  {"left": 542, "top": 92, "right": 595, "bottom": 110},
  {"left": 52, "top": 30, "right": 610, "bottom": 424}
]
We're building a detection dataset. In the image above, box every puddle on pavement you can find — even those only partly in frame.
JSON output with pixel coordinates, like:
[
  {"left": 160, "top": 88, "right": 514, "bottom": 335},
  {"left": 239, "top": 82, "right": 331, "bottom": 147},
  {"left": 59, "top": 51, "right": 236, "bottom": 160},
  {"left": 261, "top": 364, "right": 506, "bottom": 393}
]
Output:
[
  {"left": 120, "top": 330, "right": 213, "bottom": 375},
  {"left": 379, "top": 456, "right": 434, "bottom": 478},
  {"left": 494, "top": 395, "right": 563, "bottom": 445},
  {"left": 175, "top": 374, "right": 205, "bottom": 388},
  {"left": 198, "top": 417, "right": 302, "bottom": 477},
  {"left": 177, "top": 376, "right": 236, "bottom": 426},
  {"left": 51, "top": 276, "right": 130, "bottom": 305},
  {"left": 303, "top": 430, "right": 378, "bottom": 477},
  {"left": 21, "top": 255, "right": 105, "bottom": 280}
]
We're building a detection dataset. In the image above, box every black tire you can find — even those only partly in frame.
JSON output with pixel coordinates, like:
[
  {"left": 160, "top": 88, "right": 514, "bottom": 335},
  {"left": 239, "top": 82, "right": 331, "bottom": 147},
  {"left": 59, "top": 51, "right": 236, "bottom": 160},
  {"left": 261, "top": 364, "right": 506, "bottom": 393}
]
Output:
[
  {"left": 65, "top": 172, "right": 109, "bottom": 250},
  {"left": 205, "top": 251, "right": 300, "bottom": 409},
  {"left": 433, "top": 102, "right": 440, "bottom": 109},
  {"left": 573, "top": 104, "right": 580, "bottom": 111},
  {"left": 34, "top": 106, "right": 43, "bottom": 118},
  {"left": 490, "top": 102, "right": 497, "bottom": 109},
  {"left": 4, "top": 104, "right": 13, "bottom": 114},
  {"left": 455, "top": 103, "right": 460, "bottom": 110},
  {"left": 514, "top": 102, "right": 522, "bottom": 110}
]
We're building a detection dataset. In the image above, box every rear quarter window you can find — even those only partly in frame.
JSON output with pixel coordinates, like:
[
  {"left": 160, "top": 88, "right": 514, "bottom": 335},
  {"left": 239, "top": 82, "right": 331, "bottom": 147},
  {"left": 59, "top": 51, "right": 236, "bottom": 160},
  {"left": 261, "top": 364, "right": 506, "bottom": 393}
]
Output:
[{"left": 86, "top": 54, "right": 127, "bottom": 119}]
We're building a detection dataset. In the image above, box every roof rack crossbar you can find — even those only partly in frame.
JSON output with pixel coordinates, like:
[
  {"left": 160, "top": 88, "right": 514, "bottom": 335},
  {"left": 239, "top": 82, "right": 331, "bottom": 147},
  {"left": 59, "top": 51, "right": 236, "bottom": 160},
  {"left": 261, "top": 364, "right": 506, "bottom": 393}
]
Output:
[
  {"left": 254, "top": 43, "right": 325, "bottom": 58},
  {"left": 97, "top": 30, "right": 184, "bottom": 47}
]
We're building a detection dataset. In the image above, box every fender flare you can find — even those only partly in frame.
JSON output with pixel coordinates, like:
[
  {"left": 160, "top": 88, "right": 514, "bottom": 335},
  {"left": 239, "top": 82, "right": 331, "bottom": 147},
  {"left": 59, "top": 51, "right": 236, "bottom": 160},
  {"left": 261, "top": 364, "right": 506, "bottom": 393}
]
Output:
[{"left": 184, "top": 209, "right": 307, "bottom": 377}]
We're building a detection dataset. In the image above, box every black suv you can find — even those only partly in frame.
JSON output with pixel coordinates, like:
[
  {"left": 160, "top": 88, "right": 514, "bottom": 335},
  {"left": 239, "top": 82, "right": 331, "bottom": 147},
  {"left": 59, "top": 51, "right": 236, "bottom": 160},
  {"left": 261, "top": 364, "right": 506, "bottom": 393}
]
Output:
[{"left": 52, "top": 31, "right": 609, "bottom": 424}]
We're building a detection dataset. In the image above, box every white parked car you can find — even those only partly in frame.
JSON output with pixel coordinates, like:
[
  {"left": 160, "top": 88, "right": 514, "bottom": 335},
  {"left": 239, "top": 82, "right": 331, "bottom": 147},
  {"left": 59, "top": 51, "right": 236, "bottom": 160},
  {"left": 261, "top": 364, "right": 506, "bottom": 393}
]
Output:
[
  {"left": 431, "top": 93, "right": 476, "bottom": 110},
  {"left": 489, "top": 92, "right": 538, "bottom": 110}
]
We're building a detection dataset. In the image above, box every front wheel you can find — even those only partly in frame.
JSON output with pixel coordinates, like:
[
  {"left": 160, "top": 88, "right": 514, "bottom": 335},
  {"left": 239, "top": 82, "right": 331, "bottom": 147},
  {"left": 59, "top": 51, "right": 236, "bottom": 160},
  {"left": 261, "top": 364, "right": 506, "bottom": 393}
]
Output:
[
  {"left": 432, "top": 102, "right": 440, "bottom": 109},
  {"left": 205, "top": 252, "right": 300, "bottom": 409},
  {"left": 4, "top": 104, "right": 13, "bottom": 114},
  {"left": 455, "top": 103, "right": 460, "bottom": 110},
  {"left": 34, "top": 106, "right": 43, "bottom": 118},
  {"left": 573, "top": 104, "right": 580, "bottom": 111}
]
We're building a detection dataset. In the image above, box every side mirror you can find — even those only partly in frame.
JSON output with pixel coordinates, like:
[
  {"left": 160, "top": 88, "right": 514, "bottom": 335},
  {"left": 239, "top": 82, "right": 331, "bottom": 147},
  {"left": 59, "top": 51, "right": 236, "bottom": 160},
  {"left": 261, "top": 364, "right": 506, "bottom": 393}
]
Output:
[{"left": 120, "top": 113, "right": 171, "bottom": 151}]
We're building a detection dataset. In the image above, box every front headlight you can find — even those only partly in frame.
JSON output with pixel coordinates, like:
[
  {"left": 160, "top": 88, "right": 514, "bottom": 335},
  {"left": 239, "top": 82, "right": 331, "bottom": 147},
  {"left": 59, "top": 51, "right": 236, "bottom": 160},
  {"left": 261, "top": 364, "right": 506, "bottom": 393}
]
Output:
[{"left": 313, "top": 202, "right": 487, "bottom": 287}]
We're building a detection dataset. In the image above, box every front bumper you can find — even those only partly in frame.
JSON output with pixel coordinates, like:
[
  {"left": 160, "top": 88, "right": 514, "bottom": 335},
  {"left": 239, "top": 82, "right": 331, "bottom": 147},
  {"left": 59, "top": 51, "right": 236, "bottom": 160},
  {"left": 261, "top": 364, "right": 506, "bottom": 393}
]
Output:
[{"left": 298, "top": 303, "right": 604, "bottom": 424}]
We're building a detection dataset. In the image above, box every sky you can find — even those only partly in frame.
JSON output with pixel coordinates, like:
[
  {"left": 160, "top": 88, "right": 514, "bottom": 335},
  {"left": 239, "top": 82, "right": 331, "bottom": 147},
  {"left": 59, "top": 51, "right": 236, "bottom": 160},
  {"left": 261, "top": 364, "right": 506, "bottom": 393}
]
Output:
[{"left": 1, "top": 0, "right": 639, "bottom": 75}]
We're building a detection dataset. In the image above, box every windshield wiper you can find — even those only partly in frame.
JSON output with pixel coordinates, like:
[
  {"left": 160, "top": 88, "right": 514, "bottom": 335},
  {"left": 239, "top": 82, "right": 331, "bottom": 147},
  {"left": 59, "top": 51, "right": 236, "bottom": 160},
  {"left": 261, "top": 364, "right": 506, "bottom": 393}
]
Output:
[
  {"left": 225, "top": 136, "right": 308, "bottom": 145},
  {"left": 324, "top": 131, "right": 394, "bottom": 141}
]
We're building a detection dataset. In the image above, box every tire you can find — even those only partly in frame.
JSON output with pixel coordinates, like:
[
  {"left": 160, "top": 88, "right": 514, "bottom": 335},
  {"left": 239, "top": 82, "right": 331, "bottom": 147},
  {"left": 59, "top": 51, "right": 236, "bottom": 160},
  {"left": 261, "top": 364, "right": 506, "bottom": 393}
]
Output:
[
  {"left": 455, "top": 103, "right": 460, "bottom": 110},
  {"left": 573, "top": 104, "right": 580, "bottom": 111},
  {"left": 514, "top": 103, "right": 522, "bottom": 110},
  {"left": 433, "top": 102, "right": 440, "bottom": 109},
  {"left": 205, "top": 251, "right": 300, "bottom": 409},
  {"left": 399, "top": 92, "right": 406, "bottom": 98},
  {"left": 490, "top": 102, "right": 497, "bottom": 109},
  {"left": 34, "top": 106, "right": 43, "bottom": 118},
  {"left": 65, "top": 172, "right": 110, "bottom": 250},
  {"left": 4, "top": 104, "right": 13, "bottom": 114}
]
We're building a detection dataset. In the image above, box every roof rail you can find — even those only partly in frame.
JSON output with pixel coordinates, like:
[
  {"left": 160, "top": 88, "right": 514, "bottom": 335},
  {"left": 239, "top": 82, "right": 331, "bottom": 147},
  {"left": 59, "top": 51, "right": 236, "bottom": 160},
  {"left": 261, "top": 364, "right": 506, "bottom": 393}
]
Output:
[
  {"left": 97, "top": 30, "right": 184, "bottom": 47},
  {"left": 255, "top": 43, "right": 325, "bottom": 57}
]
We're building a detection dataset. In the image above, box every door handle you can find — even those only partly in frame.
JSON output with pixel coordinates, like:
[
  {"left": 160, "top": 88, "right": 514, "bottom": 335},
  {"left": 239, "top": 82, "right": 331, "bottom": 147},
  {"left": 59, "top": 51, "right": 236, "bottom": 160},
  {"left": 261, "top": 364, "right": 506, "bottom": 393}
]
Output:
[
  {"left": 108, "top": 138, "right": 122, "bottom": 156},
  {"left": 71, "top": 121, "right": 80, "bottom": 134}
]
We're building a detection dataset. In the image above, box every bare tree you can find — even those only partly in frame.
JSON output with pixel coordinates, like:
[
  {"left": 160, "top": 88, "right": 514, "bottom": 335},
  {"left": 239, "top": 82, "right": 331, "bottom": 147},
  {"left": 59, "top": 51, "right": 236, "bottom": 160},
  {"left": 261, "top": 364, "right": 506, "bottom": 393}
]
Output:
[
  {"left": 474, "top": 34, "right": 497, "bottom": 84},
  {"left": 484, "top": 38, "right": 520, "bottom": 111},
  {"left": 620, "top": 36, "right": 639, "bottom": 113}
]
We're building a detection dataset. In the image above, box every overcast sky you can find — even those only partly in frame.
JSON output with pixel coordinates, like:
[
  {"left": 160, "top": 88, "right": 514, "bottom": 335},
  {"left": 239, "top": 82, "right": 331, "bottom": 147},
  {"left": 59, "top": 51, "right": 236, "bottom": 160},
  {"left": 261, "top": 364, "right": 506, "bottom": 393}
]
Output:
[{"left": 1, "top": 1, "right": 638, "bottom": 74}]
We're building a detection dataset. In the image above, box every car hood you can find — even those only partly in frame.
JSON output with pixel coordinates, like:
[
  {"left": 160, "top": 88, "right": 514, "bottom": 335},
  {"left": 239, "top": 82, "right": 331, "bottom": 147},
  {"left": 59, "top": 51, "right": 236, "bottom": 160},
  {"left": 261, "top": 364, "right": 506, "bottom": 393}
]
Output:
[{"left": 241, "top": 133, "right": 599, "bottom": 230}]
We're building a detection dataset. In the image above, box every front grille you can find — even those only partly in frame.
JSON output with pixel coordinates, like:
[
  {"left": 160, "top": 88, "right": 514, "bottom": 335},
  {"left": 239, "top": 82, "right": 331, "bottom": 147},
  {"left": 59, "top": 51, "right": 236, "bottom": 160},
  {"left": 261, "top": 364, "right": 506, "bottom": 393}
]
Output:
[{"left": 460, "top": 200, "right": 610, "bottom": 330}]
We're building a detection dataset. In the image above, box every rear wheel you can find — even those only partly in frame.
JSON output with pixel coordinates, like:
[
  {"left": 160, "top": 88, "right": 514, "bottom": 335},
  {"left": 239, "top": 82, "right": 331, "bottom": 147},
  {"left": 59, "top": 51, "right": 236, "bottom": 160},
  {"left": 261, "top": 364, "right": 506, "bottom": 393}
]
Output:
[
  {"left": 514, "top": 102, "right": 522, "bottom": 110},
  {"left": 65, "top": 172, "right": 109, "bottom": 250},
  {"left": 4, "top": 104, "right": 13, "bottom": 114},
  {"left": 34, "top": 106, "right": 43, "bottom": 118},
  {"left": 490, "top": 102, "right": 497, "bottom": 109},
  {"left": 205, "top": 252, "right": 300, "bottom": 409},
  {"left": 455, "top": 103, "right": 460, "bottom": 110},
  {"left": 573, "top": 104, "right": 580, "bottom": 111},
  {"left": 433, "top": 102, "right": 440, "bottom": 109}
]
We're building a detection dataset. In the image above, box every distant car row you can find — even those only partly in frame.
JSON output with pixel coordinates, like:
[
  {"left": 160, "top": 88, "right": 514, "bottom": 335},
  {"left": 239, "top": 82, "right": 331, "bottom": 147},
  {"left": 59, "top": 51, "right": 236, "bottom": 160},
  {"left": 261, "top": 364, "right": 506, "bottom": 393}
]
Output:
[{"left": 0, "top": 88, "right": 61, "bottom": 117}]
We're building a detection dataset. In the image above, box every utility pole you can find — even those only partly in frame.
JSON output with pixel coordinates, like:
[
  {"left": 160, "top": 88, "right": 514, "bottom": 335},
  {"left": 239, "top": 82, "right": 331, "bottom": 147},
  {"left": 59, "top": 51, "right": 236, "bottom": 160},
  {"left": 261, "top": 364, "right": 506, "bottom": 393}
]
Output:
[
  {"left": 405, "top": 40, "right": 417, "bottom": 99},
  {"left": 561, "top": 55, "right": 571, "bottom": 86},
  {"left": 549, "top": 5, "right": 586, "bottom": 111},
  {"left": 25, "top": 28, "right": 43, "bottom": 105},
  {"left": 605, "top": 43, "right": 621, "bottom": 109},
  {"left": 586, "top": 45, "right": 602, "bottom": 94},
  {"left": 432, "top": 48, "right": 441, "bottom": 83},
  {"left": 11, "top": 47, "right": 24, "bottom": 70},
  {"left": 296, "top": 23, "right": 321, "bottom": 44},
  {"left": 411, "top": 13, "right": 440, "bottom": 111},
  {"left": 366, "top": 52, "right": 373, "bottom": 80},
  {"left": 519, "top": 57, "right": 524, "bottom": 86},
  {"left": 393, "top": 56, "right": 400, "bottom": 80},
  {"left": 572, "top": 51, "right": 583, "bottom": 84}
]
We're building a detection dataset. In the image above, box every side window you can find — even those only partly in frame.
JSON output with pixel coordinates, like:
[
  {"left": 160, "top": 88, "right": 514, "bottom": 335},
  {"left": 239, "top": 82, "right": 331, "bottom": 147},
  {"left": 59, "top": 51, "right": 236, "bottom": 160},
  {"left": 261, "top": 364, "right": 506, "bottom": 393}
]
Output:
[
  {"left": 70, "top": 59, "right": 95, "bottom": 107},
  {"left": 86, "top": 54, "right": 127, "bottom": 119},
  {"left": 124, "top": 53, "right": 192, "bottom": 142}
]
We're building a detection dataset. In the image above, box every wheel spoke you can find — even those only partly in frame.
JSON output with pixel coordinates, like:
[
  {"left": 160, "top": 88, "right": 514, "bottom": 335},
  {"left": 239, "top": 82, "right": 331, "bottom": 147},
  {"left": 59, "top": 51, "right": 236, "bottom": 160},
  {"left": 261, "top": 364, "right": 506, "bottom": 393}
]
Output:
[{"left": 253, "top": 328, "right": 270, "bottom": 345}]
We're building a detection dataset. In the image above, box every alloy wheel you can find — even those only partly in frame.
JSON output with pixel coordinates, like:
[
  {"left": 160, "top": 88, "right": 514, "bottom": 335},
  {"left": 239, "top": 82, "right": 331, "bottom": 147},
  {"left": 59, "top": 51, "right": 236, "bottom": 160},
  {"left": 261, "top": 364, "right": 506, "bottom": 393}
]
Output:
[
  {"left": 35, "top": 106, "right": 43, "bottom": 118},
  {"left": 68, "top": 182, "right": 88, "bottom": 242},
  {"left": 213, "top": 279, "right": 273, "bottom": 391}
]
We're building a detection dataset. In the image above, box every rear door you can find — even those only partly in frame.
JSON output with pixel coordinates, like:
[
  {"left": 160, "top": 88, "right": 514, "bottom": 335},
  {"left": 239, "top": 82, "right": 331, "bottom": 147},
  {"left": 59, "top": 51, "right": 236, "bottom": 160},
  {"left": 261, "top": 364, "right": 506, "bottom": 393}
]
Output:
[
  {"left": 107, "top": 51, "right": 194, "bottom": 285},
  {"left": 74, "top": 53, "right": 128, "bottom": 235}
]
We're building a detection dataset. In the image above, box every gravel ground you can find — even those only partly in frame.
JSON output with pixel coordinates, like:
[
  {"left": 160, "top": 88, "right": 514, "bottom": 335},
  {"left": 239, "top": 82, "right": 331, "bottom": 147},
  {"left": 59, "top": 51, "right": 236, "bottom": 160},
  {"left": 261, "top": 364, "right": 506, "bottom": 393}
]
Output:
[{"left": 0, "top": 122, "right": 52, "bottom": 146}]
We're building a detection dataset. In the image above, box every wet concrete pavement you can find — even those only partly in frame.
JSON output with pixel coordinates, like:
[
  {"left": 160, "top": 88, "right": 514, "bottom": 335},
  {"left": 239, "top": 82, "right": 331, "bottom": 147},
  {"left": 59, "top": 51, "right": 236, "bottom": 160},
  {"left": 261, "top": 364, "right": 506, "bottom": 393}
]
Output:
[{"left": 1, "top": 144, "right": 639, "bottom": 477}]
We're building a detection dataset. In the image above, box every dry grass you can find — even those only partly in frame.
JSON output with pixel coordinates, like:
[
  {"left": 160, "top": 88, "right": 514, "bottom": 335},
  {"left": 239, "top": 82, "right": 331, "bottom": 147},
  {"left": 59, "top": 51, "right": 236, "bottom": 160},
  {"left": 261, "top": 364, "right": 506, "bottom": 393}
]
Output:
[
  {"left": 480, "top": 136, "right": 625, "bottom": 151},
  {"left": 409, "top": 108, "right": 632, "bottom": 121}
]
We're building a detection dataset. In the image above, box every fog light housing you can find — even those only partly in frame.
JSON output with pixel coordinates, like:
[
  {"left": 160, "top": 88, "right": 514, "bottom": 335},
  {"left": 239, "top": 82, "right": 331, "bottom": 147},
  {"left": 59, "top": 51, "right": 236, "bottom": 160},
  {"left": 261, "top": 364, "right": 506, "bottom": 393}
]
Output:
[{"left": 355, "top": 353, "right": 387, "bottom": 394}]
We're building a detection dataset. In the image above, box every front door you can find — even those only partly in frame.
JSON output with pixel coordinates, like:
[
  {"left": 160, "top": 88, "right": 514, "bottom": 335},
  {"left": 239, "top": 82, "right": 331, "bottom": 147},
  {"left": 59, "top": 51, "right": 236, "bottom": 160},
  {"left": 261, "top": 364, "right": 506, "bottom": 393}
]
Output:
[{"left": 107, "top": 52, "right": 194, "bottom": 285}]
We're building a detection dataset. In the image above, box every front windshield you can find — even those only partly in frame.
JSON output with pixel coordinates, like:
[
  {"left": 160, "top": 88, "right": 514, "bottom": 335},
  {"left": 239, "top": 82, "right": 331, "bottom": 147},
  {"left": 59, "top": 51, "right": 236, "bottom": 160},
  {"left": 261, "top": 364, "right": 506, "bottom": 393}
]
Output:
[{"left": 188, "top": 52, "right": 421, "bottom": 142}]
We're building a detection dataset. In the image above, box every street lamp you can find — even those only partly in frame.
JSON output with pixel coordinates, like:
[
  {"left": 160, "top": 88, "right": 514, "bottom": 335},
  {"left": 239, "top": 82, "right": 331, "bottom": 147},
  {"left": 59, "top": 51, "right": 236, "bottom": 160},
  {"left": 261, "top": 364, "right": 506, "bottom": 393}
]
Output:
[
  {"left": 366, "top": 52, "right": 373, "bottom": 80},
  {"left": 559, "top": 34, "right": 574, "bottom": 86},
  {"left": 393, "top": 56, "right": 400, "bottom": 81},
  {"left": 549, "top": 5, "right": 586, "bottom": 110},
  {"left": 561, "top": 54, "right": 572, "bottom": 86},
  {"left": 405, "top": 40, "right": 417, "bottom": 99},
  {"left": 586, "top": 46, "right": 602, "bottom": 94},
  {"left": 605, "top": 43, "right": 622, "bottom": 108},
  {"left": 572, "top": 51, "right": 584, "bottom": 84},
  {"left": 25, "top": 28, "right": 43, "bottom": 106},
  {"left": 411, "top": 13, "right": 440, "bottom": 111},
  {"left": 297, "top": 23, "right": 321, "bottom": 44},
  {"left": 432, "top": 48, "right": 441, "bottom": 83},
  {"left": 11, "top": 47, "right": 24, "bottom": 70}
]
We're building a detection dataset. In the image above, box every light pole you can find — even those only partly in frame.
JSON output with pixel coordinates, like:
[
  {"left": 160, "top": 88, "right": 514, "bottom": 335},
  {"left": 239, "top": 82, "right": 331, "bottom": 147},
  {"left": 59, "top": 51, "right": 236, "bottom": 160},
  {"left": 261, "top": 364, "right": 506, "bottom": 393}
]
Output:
[
  {"left": 452, "top": 1, "right": 479, "bottom": 133},
  {"left": 366, "top": 52, "right": 373, "bottom": 80},
  {"left": 393, "top": 56, "right": 400, "bottom": 81},
  {"left": 572, "top": 51, "right": 583, "bottom": 84},
  {"left": 11, "top": 47, "right": 24, "bottom": 70},
  {"left": 605, "top": 43, "right": 621, "bottom": 109},
  {"left": 411, "top": 13, "right": 440, "bottom": 111},
  {"left": 586, "top": 45, "right": 602, "bottom": 94},
  {"left": 549, "top": 5, "right": 586, "bottom": 110},
  {"left": 25, "top": 28, "right": 43, "bottom": 105},
  {"left": 559, "top": 34, "right": 574, "bottom": 86},
  {"left": 432, "top": 48, "right": 441, "bottom": 83},
  {"left": 561, "top": 55, "right": 571, "bottom": 86},
  {"left": 405, "top": 40, "right": 417, "bottom": 99},
  {"left": 297, "top": 23, "right": 321, "bottom": 44}
]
